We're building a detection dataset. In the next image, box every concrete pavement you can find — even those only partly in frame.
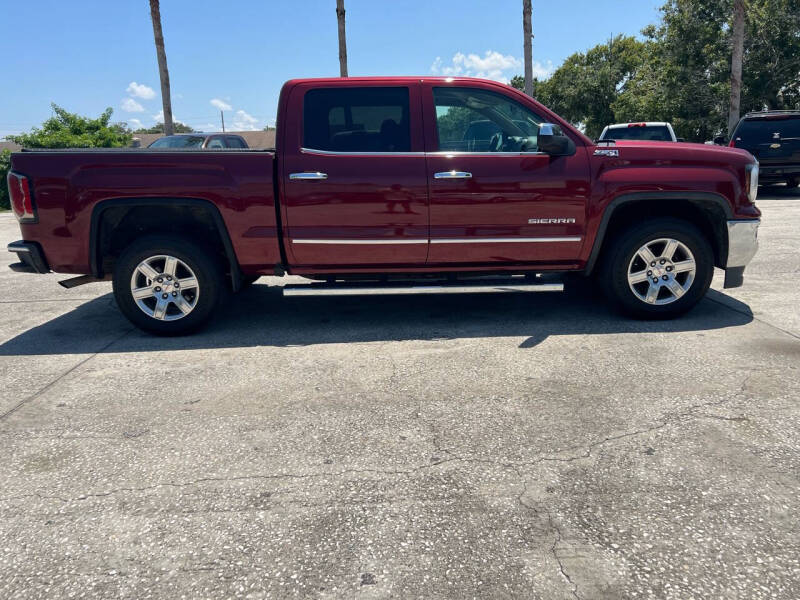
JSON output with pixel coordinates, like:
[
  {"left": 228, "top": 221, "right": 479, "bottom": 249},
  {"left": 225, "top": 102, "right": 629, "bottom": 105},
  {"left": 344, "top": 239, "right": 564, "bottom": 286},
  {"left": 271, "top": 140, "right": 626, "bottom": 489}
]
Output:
[{"left": 0, "top": 188, "right": 799, "bottom": 599}]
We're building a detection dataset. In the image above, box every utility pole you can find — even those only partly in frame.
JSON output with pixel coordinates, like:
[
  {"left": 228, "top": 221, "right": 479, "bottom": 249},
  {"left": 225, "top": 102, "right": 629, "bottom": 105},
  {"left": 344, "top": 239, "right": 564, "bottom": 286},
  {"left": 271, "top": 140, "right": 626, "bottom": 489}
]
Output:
[
  {"left": 336, "top": 0, "right": 348, "bottom": 77},
  {"left": 220, "top": 110, "right": 226, "bottom": 132},
  {"left": 522, "top": 0, "right": 533, "bottom": 97},
  {"left": 728, "top": 0, "right": 745, "bottom": 136}
]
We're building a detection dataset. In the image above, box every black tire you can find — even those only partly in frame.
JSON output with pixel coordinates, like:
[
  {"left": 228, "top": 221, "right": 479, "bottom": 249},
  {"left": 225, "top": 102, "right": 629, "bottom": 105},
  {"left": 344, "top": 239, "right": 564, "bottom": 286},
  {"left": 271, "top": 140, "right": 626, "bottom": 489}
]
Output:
[
  {"left": 599, "top": 218, "right": 714, "bottom": 319},
  {"left": 112, "top": 235, "right": 225, "bottom": 335}
]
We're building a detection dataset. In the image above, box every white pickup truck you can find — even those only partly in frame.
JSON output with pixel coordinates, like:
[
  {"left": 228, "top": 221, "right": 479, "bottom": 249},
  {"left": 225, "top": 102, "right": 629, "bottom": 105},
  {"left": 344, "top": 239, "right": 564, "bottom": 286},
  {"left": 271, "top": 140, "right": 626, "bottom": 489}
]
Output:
[{"left": 599, "top": 122, "right": 683, "bottom": 143}]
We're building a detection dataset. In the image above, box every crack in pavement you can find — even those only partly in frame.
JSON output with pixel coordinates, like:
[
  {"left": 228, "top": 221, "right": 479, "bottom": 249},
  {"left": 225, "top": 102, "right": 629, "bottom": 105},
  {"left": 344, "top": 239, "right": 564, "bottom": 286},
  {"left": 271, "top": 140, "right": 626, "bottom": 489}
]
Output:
[
  {"left": 0, "top": 327, "right": 134, "bottom": 422},
  {"left": 705, "top": 292, "right": 800, "bottom": 341},
  {"left": 0, "top": 375, "right": 753, "bottom": 503}
]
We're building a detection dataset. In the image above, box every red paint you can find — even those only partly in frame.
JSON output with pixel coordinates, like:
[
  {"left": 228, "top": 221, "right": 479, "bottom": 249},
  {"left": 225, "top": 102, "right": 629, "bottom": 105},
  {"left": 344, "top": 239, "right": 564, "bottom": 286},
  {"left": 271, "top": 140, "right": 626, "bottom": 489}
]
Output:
[{"left": 8, "top": 76, "right": 760, "bottom": 279}]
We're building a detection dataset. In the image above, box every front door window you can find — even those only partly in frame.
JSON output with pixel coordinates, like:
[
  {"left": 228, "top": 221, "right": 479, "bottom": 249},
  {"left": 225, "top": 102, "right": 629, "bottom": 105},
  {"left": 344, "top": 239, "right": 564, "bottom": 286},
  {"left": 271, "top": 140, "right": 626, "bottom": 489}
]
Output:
[{"left": 433, "top": 87, "right": 543, "bottom": 153}]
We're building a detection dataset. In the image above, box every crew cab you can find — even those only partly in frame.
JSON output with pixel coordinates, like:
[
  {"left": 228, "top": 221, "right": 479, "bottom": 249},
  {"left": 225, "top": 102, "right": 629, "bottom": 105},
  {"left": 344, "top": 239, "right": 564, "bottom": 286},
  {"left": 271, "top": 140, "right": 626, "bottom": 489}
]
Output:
[{"left": 6, "top": 77, "right": 761, "bottom": 335}]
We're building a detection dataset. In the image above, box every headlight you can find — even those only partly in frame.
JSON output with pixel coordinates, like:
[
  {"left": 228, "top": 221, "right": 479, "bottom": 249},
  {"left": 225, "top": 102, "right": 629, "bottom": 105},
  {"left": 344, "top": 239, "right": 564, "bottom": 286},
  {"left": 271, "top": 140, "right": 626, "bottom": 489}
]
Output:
[{"left": 745, "top": 162, "right": 759, "bottom": 203}]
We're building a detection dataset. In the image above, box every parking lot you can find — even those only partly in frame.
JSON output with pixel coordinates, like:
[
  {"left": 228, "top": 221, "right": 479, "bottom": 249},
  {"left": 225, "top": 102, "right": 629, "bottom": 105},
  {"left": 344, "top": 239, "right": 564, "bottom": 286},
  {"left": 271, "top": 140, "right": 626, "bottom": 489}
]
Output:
[{"left": 0, "top": 188, "right": 798, "bottom": 599}]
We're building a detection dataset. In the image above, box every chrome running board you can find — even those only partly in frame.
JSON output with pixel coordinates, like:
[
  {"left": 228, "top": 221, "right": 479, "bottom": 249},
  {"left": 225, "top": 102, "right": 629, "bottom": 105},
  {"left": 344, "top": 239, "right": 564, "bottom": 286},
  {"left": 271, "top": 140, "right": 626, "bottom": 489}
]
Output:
[{"left": 283, "top": 280, "right": 564, "bottom": 297}]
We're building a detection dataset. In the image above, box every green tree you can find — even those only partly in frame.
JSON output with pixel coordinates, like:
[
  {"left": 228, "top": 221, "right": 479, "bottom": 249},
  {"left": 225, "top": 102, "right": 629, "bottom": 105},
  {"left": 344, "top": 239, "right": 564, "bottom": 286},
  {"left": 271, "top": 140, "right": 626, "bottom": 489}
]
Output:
[
  {"left": 0, "top": 149, "right": 11, "bottom": 210},
  {"left": 616, "top": 0, "right": 799, "bottom": 141},
  {"left": 741, "top": 0, "right": 800, "bottom": 111},
  {"left": 134, "top": 122, "right": 195, "bottom": 133},
  {"left": 531, "top": 36, "right": 647, "bottom": 139},
  {"left": 7, "top": 104, "right": 132, "bottom": 148},
  {"left": 512, "top": 0, "right": 799, "bottom": 142}
]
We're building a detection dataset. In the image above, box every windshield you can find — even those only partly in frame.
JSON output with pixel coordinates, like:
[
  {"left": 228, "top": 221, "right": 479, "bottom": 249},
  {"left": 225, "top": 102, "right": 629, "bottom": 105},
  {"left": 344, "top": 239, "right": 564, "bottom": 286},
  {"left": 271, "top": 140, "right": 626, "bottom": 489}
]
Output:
[
  {"left": 149, "top": 136, "right": 206, "bottom": 148},
  {"left": 602, "top": 126, "right": 672, "bottom": 141},
  {"left": 733, "top": 117, "right": 800, "bottom": 144}
]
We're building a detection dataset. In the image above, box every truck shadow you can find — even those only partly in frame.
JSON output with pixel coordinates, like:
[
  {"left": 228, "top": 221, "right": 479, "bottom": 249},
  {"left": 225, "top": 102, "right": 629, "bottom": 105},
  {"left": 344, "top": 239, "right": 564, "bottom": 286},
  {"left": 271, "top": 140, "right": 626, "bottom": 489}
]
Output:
[
  {"left": 0, "top": 284, "right": 754, "bottom": 356},
  {"left": 758, "top": 185, "right": 800, "bottom": 199}
]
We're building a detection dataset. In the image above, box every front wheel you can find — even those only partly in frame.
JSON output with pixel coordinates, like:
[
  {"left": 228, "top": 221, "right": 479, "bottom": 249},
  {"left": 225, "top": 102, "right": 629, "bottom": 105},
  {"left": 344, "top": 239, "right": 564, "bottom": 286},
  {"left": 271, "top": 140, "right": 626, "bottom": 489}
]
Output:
[
  {"left": 113, "top": 235, "right": 225, "bottom": 335},
  {"left": 599, "top": 218, "right": 714, "bottom": 319}
]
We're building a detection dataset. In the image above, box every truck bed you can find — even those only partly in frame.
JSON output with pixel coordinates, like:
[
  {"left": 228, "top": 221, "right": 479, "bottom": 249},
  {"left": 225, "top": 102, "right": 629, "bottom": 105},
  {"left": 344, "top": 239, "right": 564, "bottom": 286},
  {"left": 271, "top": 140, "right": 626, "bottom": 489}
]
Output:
[{"left": 11, "top": 149, "right": 279, "bottom": 274}]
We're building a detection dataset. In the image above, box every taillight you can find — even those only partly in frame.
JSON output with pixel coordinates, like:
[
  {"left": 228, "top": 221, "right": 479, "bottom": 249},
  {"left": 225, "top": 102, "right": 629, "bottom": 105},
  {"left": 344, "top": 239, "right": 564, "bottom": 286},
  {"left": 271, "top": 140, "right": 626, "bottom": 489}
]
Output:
[
  {"left": 7, "top": 172, "right": 36, "bottom": 223},
  {"left": 729, "top": 139, "right": 736, "bottom": 147}
]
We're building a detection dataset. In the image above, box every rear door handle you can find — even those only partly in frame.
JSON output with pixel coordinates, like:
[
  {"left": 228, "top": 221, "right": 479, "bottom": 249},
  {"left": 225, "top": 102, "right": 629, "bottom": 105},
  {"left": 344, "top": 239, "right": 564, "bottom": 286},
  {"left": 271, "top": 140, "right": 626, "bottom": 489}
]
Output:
[
  {"left": 290, "top": 172, "right": 328, "bottom": 180},
  {"left": 434, "top": 171, "right": 472, "bottom": 179}
]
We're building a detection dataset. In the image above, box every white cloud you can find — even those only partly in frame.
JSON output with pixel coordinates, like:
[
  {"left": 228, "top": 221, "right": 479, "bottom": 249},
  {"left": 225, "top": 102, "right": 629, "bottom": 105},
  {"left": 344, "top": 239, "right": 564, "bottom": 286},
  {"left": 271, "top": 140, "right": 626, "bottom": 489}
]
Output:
[
  {"left": 127, "top": 118, "right": 143, "bottom": 129},
  {"left": 210, "top": 98, "right": 232, "bottom": 111},
  {"left": 430, "top": 50, "right": 554, "bottom": 83},
  {"left": 121, "top": 97, "right": 145, "bottom": 112},
  {"left": 233, "top": 109, "right": 259, "bottom": 131},
  {"left": 126, "top": 81, "right": 156, "bottom": 100},
  {"left": 151, "top": 110, "right": 188, "bottom": 127}
]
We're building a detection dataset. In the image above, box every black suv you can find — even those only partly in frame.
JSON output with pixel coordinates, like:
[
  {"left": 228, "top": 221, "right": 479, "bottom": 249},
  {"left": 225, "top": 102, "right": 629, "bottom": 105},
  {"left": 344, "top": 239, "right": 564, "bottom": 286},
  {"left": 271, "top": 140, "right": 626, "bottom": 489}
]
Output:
[{"left": 727, "top": 111, "right": 800, "bottom": 187}]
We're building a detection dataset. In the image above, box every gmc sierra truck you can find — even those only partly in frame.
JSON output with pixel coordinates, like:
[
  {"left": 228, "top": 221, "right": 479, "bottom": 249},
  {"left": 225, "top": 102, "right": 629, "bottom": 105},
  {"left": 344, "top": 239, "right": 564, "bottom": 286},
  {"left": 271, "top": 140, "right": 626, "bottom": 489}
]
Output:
[{"left": 6, "top": 77, "right": 761, "bottom": 335}]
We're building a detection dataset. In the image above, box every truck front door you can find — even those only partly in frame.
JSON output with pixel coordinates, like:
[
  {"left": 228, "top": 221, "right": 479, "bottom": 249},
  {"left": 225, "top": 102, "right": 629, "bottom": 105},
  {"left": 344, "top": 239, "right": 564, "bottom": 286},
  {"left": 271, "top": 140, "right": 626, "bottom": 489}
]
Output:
[
  {"left": 282, "top": 83, "right": 429, "bottom": 269},
  {"left": 422, "top": 83, "right": 590, "bottom": 267}
]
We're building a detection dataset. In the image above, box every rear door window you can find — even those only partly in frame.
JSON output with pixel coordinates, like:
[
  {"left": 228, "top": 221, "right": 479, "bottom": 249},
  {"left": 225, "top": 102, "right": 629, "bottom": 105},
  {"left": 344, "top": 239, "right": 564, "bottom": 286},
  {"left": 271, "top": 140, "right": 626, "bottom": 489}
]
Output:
[{"left": 303, "top": 87, "right": 411, "bottom": 152}]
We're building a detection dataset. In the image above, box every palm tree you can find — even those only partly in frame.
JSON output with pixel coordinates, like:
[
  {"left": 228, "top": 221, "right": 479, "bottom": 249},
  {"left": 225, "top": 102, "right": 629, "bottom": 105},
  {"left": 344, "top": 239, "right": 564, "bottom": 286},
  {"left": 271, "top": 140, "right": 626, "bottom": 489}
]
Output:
[
  {"left": 728, "top": 0, "right": 745, "bottom": 135},
  {"left": 149, "top": 0, "right": 174, "bottom": 136},
  {"left": 522, "top": 0, "right": 533, "bottom": 97},
  {"left": 336, "top": 0, "right": 348, "bottom": 77}
]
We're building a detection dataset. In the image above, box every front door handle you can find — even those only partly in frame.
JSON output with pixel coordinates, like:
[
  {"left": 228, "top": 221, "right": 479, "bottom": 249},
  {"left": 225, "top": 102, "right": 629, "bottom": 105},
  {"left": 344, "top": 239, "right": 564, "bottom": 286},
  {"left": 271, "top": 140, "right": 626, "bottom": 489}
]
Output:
[
  {"left": 434, "top": 171, "right": 472, "bottom": 179},
  {"left": 290, "top": 172, "right": 328, "bottom": 180}
]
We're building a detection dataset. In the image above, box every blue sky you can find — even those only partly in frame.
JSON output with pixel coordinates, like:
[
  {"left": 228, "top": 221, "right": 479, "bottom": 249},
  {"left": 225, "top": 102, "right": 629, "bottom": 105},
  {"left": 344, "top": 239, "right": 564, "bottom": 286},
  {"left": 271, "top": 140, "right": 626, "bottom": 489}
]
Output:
[{"left": 0, "top": 0, "right": 663, "bottom": 137}]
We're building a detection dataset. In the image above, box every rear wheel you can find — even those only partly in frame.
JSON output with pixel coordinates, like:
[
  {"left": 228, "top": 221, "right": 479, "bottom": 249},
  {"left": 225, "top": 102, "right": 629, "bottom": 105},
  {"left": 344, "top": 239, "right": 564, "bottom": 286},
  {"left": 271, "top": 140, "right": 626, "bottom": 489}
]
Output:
[
  {"left": 113, "top": 235, "right": 225, "bottom": 335},
  {"left": 599, "top": 218, "right": 714, "bottom": 319}
]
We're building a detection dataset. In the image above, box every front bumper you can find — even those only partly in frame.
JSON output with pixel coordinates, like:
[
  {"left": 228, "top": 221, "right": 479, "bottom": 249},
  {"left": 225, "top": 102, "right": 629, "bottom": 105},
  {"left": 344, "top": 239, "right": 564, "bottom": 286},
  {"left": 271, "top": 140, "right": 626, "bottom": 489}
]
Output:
[
  {"left": 759, "top": 163, "right": 800, "bottom": 182},
  {"left": 723, "top": 220, "right": 759, "bottom": 288},
  {"left": 7, "top": 241, "right": 50, "bottom": 274}
]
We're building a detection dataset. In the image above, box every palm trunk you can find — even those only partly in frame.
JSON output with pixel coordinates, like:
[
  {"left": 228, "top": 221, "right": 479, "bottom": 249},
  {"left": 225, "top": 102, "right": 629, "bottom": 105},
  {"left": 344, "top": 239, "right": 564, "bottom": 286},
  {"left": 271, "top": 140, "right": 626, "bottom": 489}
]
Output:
[
  {"left": 728, "top": 0, "right": 745, "bottom": 136},
  {"left": 149, "top": 0, "right": 174, "bottom": 136},
  {"left": 522, "top": 0, "right": 533, "bottom": 97},
  {"left": 336, "top": 0, "right": 348, "bottom": 77}
]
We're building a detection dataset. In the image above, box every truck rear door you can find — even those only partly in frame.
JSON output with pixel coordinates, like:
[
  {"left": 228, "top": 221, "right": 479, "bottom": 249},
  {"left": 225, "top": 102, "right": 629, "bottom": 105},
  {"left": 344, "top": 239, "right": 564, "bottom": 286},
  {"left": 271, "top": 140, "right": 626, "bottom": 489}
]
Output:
[{"left": 281, "top": 82, "right": 429, "bottom": 268}]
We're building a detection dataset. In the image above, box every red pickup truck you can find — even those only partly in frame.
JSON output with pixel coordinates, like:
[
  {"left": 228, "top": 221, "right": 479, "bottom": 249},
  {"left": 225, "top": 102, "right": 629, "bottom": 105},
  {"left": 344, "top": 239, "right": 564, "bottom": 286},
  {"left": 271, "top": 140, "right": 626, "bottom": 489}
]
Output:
[{"left": 7, "top": 77, "right": 761, "bottom": 335}]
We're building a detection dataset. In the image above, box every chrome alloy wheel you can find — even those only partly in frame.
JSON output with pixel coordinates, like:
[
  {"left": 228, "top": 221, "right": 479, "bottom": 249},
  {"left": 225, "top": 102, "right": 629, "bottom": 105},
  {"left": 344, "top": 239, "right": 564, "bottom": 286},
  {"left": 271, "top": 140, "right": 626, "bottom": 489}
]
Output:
[
  {"left": 129, "top": 255, "right": 200, "bottom": 321},
  {"left": 627, "top": 238, "right": 696, "bottom": 305}
]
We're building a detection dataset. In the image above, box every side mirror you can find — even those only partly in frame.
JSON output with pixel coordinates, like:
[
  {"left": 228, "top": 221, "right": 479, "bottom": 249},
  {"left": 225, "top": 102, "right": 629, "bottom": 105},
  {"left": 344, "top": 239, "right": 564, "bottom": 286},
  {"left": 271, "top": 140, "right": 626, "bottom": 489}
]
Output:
[
  {"left": 538, "top": 123, "right": 576, "bottom": 156},
  {"left": 713, "top": 135, "right": 727, "bottom": 146}
]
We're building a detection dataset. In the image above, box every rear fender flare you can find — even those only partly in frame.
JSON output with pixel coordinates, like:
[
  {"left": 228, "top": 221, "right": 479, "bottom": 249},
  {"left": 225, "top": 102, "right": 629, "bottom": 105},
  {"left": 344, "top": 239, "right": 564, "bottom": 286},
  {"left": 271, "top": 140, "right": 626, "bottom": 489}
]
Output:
[{"left": 89, "top": 197, "right": 242, "bottom": 291}]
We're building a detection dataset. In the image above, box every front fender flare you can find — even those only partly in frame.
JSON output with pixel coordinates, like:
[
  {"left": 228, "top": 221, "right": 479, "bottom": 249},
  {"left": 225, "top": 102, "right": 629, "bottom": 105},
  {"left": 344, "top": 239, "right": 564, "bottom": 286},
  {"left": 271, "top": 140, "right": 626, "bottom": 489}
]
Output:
[{"left": 583, "top": 191, "right": 733, "bottom": 275}]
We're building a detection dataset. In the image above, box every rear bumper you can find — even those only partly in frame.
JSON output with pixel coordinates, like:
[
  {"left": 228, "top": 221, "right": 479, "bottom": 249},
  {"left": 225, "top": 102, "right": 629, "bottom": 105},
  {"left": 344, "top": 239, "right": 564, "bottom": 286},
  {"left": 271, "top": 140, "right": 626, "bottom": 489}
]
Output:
[
  {"left": 723, "top": 220, "right": 759, "bottom": 288},
  {"left": 7, "top": 241, "right": 50, "bottom": 274}
]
